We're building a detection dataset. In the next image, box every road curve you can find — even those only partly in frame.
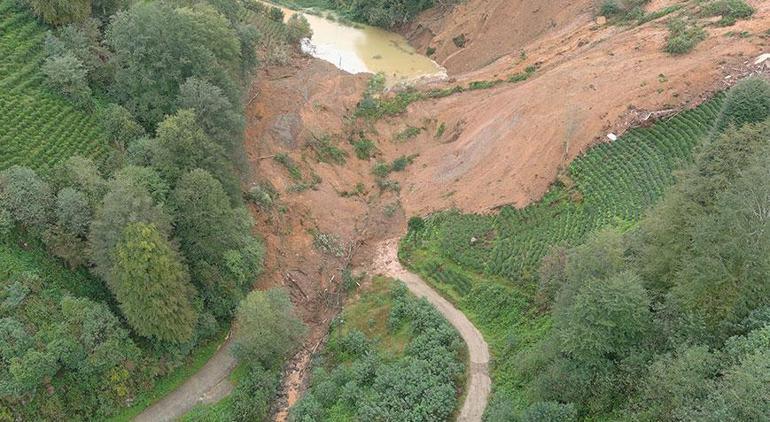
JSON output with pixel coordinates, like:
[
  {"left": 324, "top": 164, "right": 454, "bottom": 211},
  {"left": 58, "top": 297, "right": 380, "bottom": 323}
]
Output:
[
  {"left": 134, "top": 337, "right": 237, "bottom": 422},
  {"left": 373, "top": 239, "right": 491, "bottom": 422}
]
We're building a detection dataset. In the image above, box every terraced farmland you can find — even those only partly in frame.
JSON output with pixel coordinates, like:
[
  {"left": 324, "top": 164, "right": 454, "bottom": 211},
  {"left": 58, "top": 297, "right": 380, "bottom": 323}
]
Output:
[
  {"left": 404, "top": 94, "right": 725, "bottom": 285},
  {"left": 0, "top": 0, "right": 107, "bottom": 172}
]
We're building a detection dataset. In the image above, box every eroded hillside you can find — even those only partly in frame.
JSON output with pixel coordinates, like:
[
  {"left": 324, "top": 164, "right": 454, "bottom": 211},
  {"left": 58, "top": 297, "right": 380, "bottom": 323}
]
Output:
[{"left": 243, "top": 0, "right": 770, "bottom": 415}]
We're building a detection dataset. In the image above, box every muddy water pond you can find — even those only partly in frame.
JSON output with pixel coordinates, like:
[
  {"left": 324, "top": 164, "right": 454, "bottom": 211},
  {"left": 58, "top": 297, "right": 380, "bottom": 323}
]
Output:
[{"left": 265, "top": 2, "right": 446, "bottom": 86}]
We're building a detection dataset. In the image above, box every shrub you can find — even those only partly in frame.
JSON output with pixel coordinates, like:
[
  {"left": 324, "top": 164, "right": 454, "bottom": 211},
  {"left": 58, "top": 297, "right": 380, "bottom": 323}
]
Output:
[
  {"left": 426, "top": 46, "right": 436, "bottom": 56},
  {"left": 665, "top": 19, "right": 706, "bottom": 55},
  {"left": 372, "top": 162, "right": 391, "bottom": 178},
  {"left": 521, "top": 401, "right": 578, "bottom": 421},
  {"left": 390, "top": 155, "right": 415, "bottom": 172},
  {"left": 352, "top": 138, "right": 376, "bottom": 160},
  {"left": 233, "top": 288, "right": 306, "bottom": 369},
  {"left": 702, "top": 0, "right": 754, "bottom": 26},
  {"left": 287, "top": 14, "right": 312, "bottom": 43},
  {"left": 452, "top": 34, "right": 466, "bottom": 48},
  {"left": 274, "top": 153, "right": 303, "bottom": 180},
  {"left": 714, "top": 77, "right": 770, "bottom": 131},
  {"left": 394, "top": 126, "right": 422, "bottom": 141}
]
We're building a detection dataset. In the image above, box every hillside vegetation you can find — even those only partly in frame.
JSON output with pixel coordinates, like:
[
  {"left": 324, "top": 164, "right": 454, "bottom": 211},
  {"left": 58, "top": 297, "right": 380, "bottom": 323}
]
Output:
[
  {"left": 290, "top": 277, "right": 466, "bottom": 421},
  {"left": 0, "top": 1, "right": 308, "bottom": 419},
  {"left": 0, "top": 0, "right": 107, "bottom": 171},
  {"left": 401, "top": 79, "right": 770, "bottom": 420}
]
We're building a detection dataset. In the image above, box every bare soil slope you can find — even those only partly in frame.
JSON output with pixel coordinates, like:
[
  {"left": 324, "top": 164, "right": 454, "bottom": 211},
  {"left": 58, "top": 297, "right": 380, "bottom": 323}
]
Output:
[{"left": 239, "top": 1, "right": 770, "bottom": 418}]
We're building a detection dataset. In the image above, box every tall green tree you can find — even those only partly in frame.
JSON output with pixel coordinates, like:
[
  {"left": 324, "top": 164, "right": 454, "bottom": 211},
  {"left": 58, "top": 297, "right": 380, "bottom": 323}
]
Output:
[
  {"left": 151, "top": 110, "right": 239, "bottom": 199},
  {"left": 172, "top": 169, "right": 262, "bottom": 318},
  {"left": 110, "top": 222, "right": 197, "bottom": 343},
  {"left": 89, "top": 173, "right": 170, "bottom": 281},
  {"left": 233, "top": 288, "right": 306, "bottom": 369},
  {"left": 0, "top": 166, "right": 52, "bottom": 232}
]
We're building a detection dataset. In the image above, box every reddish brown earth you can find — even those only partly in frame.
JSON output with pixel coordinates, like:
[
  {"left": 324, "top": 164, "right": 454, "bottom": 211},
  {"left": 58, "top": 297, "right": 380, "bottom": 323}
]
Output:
[{"left": 239, "top": 1, "right": 770, "bottom": 419}]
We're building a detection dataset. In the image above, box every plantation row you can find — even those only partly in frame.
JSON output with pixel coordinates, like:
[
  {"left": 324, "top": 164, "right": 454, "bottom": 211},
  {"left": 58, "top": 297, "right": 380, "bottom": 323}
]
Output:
[
  {"left": 416, "top": 94, "right": 725, "bottom": 284},
  {"left": 0, "top": 1, "right": 108, "bottom": 172}
]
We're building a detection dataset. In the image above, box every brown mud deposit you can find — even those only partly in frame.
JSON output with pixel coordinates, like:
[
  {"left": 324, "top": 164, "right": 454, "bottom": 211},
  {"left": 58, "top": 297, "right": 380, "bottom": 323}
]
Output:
[{"left": 242, "top": 1, "right": 770, "bottom": 419}]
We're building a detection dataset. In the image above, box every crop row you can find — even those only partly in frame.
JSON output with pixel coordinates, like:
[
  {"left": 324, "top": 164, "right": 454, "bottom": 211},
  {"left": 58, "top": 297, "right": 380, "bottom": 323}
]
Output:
[
  {"left": 424, "top": 95, "right": 725, "bottom": 283},
  {"left": 0, "top": 4, "right": 107, "bottom": 173}
]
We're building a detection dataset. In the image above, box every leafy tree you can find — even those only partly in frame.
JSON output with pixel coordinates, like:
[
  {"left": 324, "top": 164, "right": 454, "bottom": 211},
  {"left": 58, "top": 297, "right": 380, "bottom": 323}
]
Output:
[
  {"left": 230, "top": 364, "right": 279, "bottom": 421},
  {"left": 44, "top": 188, "right": 92, "bottom": 268},
  {"left": 233, "top": 288, "right": 306, "bottom": 369},
  {"left": 106, "top": 2, "right": 241, "bottom": 128},
  {"left": 50, "top": 156, "right": 106, "bottom": 206},
  {"left": 0, "top": 318, "right": 32, "bottom": 363},
  {"left": 628, "top": 345, "right": 718, "bottom": 421},
  {"left": 99, "top": 103, "right": 145, "bottom": 149},
  {"left": 110, "top": 222, "right": 197, "bottom": 343},
  {"left": 0, "top": 166, "right": 52, "bottom": 231},
  {"left": 53, "top": 188, "right": 91, "bottom": 237},
  {"left": 669, "top": 144, "right": 770, "bottom": 339},
  {"left": 286, "top": 14, "right": 312, "bottom": 43},
  {"left": 178, "top": 77, "right": 243, "bottom": 151},
  {"left": 556, "top": 271, "right": 651, "bottom": 363},
  {"left": 150, "top": 110, "right": 239, "bottom": 199},
  {"left": 112, "top": 165, "right": 170, "bottom": 206},
  {"left": 42, "top": 53, "right": 92, "bottom": 105},
  {"left": 8, "top": 350, "right": 58, "bottom": 393},
  {"left": 22, "top": 0, "right": 92, "bottom": 26},
  {"left": 92, "top": 0, "right": 132, "bottom": 21},
  {"left": 521, "top": 401, "right": 578, "bottom": 422},
  {"left": 696, "top": 350, "right": 770, "bottom": 421},
  {"left": 172, "top": 169, "right": 262, "bottom": 318},
  {"left": 89, "top": 173, "right": 170, "bottom": 281}
]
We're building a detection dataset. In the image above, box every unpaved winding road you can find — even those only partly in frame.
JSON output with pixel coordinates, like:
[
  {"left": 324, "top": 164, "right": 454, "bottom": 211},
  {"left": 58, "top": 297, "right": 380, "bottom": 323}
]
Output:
[
  {"left": 134, "top": 238, "right": 490, "bottom": 422},
  {"left": 373, "top": 239, "right": 491, "bottom": 422},
  {"left": 134, "top": 337, "right": 237, "bottom": 422}
]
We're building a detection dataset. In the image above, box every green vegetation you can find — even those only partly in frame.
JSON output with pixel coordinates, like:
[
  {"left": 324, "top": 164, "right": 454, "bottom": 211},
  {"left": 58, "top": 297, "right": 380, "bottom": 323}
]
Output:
[
  {"left": 182, "top": 288, "right": 306, "bottom": 422},
  {"left": 400, "top": 80, "right": 770, "bottom": 419},
  {"left": 108, "top": 329, "right": 229, "bottom": 422},
  {"left": 290, "top": 277, "right": 466, "bottom": 421},
  {"left": 274, "top": 153, "right": 303, "bottom": 180},
  {"left": 0, "top": 0, "right": 108, "bottom": 172},
  {"left": 701, "top": 0, "right": 754, "bottom": 26},
  {"left": 394, "top": 125, "right": 422, "bottom": 141},
  {"left": 0, "top": 0, "right": 303, "bottom": 419},
  {"left": 714, "top": 76, "right": 770, "bottom": 131},
  {"left": 308, "top": 135, "right": 348, "bottom": 165},
  {"left": 598, "top": 0, "right": 649, "bottom": 21},
  {"left": 352, "top": 137, "right": 377, "bottom": 160},
  {"left": 665, "top": 18, "right": 707, "bottom": 55}
]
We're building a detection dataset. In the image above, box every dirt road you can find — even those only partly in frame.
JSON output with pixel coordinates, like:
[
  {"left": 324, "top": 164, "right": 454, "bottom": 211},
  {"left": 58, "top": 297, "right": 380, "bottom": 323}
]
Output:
[
  {"left": 134, "top": 337, "right": 237, "bottom": 422},
  {"left": 373, "top": 239, "right": 491, "bottom": 422}
]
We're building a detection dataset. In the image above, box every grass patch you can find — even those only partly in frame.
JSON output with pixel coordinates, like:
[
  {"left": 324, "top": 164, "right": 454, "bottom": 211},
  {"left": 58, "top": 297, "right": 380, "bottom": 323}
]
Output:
[
  {"left": 307, "top": 135, "right": 348, "bottom": 165},
  {"left": 665, "top": 18, "right": 707, "bottom": 55},
  {"left": 273, "top": 153, "right": 302, "bottom": 180},
  {"left": 352, "top": 137, "right": 376, "bottom": 160},
  {"left": 701, "top": 0, "right": 754, "bottom": 26},
  {"left": 394, "top": 125, "right": 422, "bottom": 141}
]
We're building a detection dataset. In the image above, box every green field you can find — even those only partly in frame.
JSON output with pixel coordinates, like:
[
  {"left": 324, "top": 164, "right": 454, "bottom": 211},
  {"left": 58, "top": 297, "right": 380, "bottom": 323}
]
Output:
[
  {"left": 400, "top": 93, "right": 726, "bottom": 409},
  {"left": 0, "top": 0, "right": 107, "bottom": 172}
]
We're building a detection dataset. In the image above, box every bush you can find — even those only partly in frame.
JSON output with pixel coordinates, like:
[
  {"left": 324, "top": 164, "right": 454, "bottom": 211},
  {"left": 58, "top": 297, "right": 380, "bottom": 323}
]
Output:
[
  {"left": 702, "top": 0, "right": 754, "bottom": 26},
  {"left": 714, "top": 77, "right": 770, "bottom": 131},
  {"left": 287, "top": 14, "right": 312, "bottom": 43},
  {"left": 665, "top": 19, "right": 706, "bottom": 55},
  {"left": 521, "top": 401, "right": 578, "bottom": 421},
  {"left": 352, "top": 138, "right": 376, "bottom": 160}
]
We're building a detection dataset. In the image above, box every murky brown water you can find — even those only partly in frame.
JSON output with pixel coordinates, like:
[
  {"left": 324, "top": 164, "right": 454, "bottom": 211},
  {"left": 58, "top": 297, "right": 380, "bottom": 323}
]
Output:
[{"left": 264, "top": 2, "right": 446, "bottom": 86}]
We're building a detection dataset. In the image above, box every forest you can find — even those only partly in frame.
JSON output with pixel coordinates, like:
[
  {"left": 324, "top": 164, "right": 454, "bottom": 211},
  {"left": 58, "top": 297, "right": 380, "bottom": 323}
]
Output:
[{"left": 0, "top": 0, "right": 308, "bottom": 419}]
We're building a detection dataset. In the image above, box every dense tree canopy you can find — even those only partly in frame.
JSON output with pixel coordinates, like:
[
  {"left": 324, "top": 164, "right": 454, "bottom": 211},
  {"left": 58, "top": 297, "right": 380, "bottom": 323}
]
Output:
[
  {"left": 106, "top": 1, "right": 241, "bottom": 129},
  {"left": 111, "top": 223, "right": 198, "bottom": 343}
]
